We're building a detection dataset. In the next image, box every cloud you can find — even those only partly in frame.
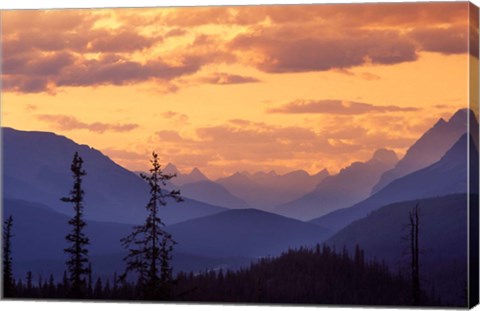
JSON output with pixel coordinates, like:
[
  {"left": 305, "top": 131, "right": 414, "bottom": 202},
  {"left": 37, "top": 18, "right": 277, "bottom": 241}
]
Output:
[
  {"left": 156, "top": 3, "right": 467, "bottom": 28},
  {"left": 2, "top": 51, "right": 75, "bottom": 76},
  {"left": 160, "top": 111, "right": 189, "bottom": 123},
  {"left": 267, "top": 99, "right": 419, "bottom": 115},
  {"left": 57, "top": 54, "right": 205, "bottom": 87},
  {"left": 200, "top": 72, "right": 261, "bottom": 85},
  {"left": 410, "top": 25, "right": 469, "bottom": 55},
  {"left": 229, "top": 28, "right": 418, "bottom": 73},
  {"left": 37, "top": 114, "right": 139, "bottom": 133},
  {"left": 157, "top": 130, "right": 183, "bottom": 141},
  {"left": 164, "top": 28, "right": 188, "bottom": 37},
  {"left": 2, "top": 52, "right": 210, "bottom": 94},
  {"left": 102, "top": 148, "right": 146, "bottom": 160},
  {"left": 1, "top": 4, "right": 472, "bottom": 94}
]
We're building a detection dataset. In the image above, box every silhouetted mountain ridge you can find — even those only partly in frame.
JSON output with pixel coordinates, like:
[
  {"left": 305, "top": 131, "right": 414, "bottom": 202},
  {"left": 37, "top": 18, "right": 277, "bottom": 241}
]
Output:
[
  {"left": 371, "top": 108, "right": 478, "bottom": 194},
  {"left": 311, "top": 133, "right": 478, "bottom": 232},
  {"left": 3, "top": 127, "right": 226, "bottom": 225},
  {"left": 275, "top": 148, "right": 398, "bottom": 220}
]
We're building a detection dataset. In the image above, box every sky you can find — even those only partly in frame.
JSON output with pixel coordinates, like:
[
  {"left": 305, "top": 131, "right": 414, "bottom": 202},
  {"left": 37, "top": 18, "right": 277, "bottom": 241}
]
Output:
[{"left": 1, "top": 2, "right": 478, "bottom": 179}]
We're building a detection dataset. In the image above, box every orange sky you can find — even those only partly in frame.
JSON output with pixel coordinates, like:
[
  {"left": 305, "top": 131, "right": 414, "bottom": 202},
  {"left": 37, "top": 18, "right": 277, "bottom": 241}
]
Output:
[{"left": 1, "top": 3, "right": 477, "bottom": 178}]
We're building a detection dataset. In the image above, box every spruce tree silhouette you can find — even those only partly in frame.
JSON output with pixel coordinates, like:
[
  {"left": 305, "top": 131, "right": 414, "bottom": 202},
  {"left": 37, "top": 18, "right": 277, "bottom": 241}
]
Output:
[
  {"left": 120, "top": 151, "right": 182, "bottom": 300},
  {"left": 2, "top": 215, "right": 15, "bottom": 297},
  {"left": 61, "top": 152, "right": 91, "bottom": 299},
  {"left": 409, "top": 203, "right": 421, "bottom": 305}
]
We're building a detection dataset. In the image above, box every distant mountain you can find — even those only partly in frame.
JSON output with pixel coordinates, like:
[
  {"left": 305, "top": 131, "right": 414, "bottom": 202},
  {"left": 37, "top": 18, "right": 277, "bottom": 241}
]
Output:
[
  {"left": 275, "top": 149, "right": 398, "bottom": 220},
  {"left": 327, "top": 194, "right": 472, "bottom": 306},
  {"left": 180, "top": 180, "right": 250, "bottom": 209},
  {"left": 216, "top": 169, "right": 329, "bottom": 210},
  {"left": 168, "top": 209, "right": 331, "bottom": 258},
  {"left": 311, "top": 133, "right": 478, "bottom": 233},
  {"left": 371, "top": 109, "right": 478, "bottom": 194},
  {"left": 164, "top": 163, "right": 209, "bottom": 186},
  {"left": 3, "top": 127, "right": 225, "bottom": 225}
]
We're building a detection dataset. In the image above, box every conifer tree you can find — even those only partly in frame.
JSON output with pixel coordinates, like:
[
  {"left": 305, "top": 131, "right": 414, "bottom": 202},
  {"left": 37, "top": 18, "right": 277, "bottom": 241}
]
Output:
[
  {"left": 121, "top": 152, "right": 182, "bottom": 300},
  {"left": 409, "top": 203, "right": 421, "bottom": 305},
  {"left": 61, "top": 152, "right": 91, "bottom": 298},
  {"left": 2, "top": 215, "right": 15, "bottom": 297},
  {"left": 26, "top": 271, "right": 33, "bottom": 295}
]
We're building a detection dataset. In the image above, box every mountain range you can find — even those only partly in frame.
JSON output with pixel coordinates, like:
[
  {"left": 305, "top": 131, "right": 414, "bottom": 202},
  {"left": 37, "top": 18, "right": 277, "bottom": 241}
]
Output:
[
  {"left": 311, "top": 133, "right": 479, "bottom": 232},
  {"left": 371, "top": 108, "right": 478, "bottom": 194},
  {"left": 215, "top": 169, "right": 329, "bottom": 210},
  {"left": 3, "top": 127, "right": 226, "bottom": 225},
  {"left": 275, "top": 148, "right": 398, "bottom": 220}
]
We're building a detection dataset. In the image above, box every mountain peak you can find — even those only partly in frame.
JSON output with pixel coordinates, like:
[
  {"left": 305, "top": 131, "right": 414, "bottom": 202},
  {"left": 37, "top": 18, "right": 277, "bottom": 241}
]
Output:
[
  {"left": 370, "top": 149, "right": 398, "bottom": 165},
  {"left": 164, "top": 163, "right": 179, "bottom": 175},
  {"left": 448, "top": 108, "right": 469, "bottom": 124},
  {"left": 433, "top": 118, "right": 447, "bottom": 128},
  {"left": 189, "top": 167, "right": 207, "bottom": 179},
  {"left": 314, "top": 168, "right": 329, "bottom": 177}
]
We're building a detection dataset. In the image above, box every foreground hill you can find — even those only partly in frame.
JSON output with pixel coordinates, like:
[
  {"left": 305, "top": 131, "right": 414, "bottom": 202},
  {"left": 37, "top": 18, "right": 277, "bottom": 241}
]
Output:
[
  {"left": 327, "top": 194, "right": 472, "bottom": 306},
  {"left": 311, "top": 134, "right": 478, "bottom": 232},
  {"left": 3, "top": 127, "right": 225, "bottom": 225},
  {"left": 275, "top": 149, "right": 397, "bottom": 220},
  {"left": 168, "top": 209, "right": 331, "bottom": 258}
]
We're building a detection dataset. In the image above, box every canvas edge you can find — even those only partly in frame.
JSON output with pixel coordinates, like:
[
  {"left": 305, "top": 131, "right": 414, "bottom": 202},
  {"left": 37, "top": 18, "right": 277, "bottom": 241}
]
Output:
[{"left": 468, "top": 1, "right": 480, "bottom": 309}]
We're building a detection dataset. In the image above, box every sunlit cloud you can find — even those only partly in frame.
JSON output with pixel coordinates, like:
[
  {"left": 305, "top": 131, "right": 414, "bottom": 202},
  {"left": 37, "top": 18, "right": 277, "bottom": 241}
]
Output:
[
  {"left": 267, "top": 100, "right": 419, "bottom": 115},
  {"left": 199, "top": 72, "right": 261, "bottom": 85},
  {"left": 37, "top": 114, "right": 139, "bottom": 133}
]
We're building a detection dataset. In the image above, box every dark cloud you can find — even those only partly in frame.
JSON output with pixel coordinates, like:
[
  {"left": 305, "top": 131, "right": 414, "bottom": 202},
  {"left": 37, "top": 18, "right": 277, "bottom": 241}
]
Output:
[
  {"left": 56, "top": 55, "right": 203, "bottom": 87},
  {"left": 200, "top": 72, "right": 260, "bottom": 85},
  {"left": 267, "top": 99, "right": 419, "bottom": 115},
  {"left": 37, "top": 114, "right": 139, "bottom": 133},
  {"left": 164, "top": 28, "right": 188, "bottom": 37},
  {"left": 230, "top": 29, "right": 418, "bottom": 73},
  {"left": 156, "top": 3, "right": 468, "bottom": 28},
  {"left": 2, "top": 75, "right": 51, "bottom": 94},
  {"left": 2, "top": 52, "right": 206, "bottom": 93},
  {"left": 410, "top": 25, "right": 469, "bottom": 55},
  {"left": 86, "top": 29, "right": 160, "bottom": 53},
  {"left": 2, "top": 51, "right": 75, "bottom": 76}
]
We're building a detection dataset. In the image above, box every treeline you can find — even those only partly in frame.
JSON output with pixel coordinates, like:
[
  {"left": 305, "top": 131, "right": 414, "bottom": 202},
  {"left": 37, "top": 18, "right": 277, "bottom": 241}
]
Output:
[
  {"left": 5, "top": 244, "right": 438, "bottom": 306},
  {"left": 174, "top": 245, "right": 436, "bottom": 306}
]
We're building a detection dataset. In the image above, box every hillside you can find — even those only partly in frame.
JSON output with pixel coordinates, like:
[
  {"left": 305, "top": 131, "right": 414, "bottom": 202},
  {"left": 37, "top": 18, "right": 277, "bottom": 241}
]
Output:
[
  {"left": 327, "top": 194, "right": 472, "bottom": 305},
  {"left": 168, "top": 208, "right": 331, "bottom": 258}
]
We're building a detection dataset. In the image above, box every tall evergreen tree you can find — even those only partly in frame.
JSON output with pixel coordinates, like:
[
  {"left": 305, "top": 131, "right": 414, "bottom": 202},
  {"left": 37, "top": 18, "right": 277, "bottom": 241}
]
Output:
[
  {"left": 121, "top": 152, "right": 182, "bottom": 300},
  {"left": 61, "top": 152, "right": 91, "bottom": 298},
  {"left": 409, "top": 203, "right": 421, "bottom": 305},
  {"left": 26, "top": 271, "right": 33, "bottom": 295},
  {"left": 2, "top": 215, "right": 15, "bottom": 297}
]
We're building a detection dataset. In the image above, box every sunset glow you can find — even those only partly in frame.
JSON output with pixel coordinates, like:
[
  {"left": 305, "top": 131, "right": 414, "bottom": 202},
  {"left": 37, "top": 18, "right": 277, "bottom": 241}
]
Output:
[{"left": 1, "top": 3, "right": 476, "bottom": 178}]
